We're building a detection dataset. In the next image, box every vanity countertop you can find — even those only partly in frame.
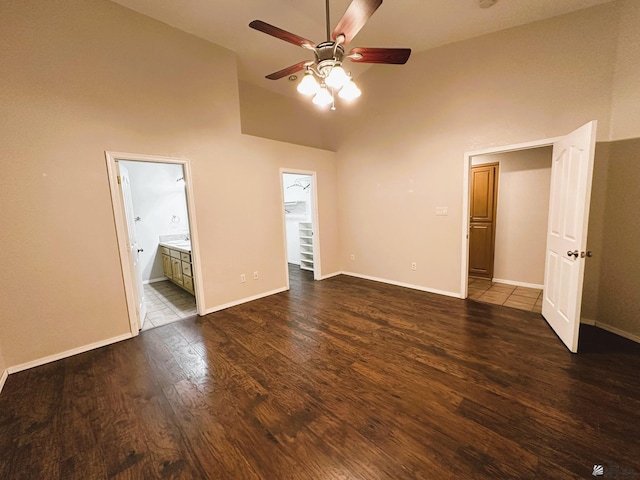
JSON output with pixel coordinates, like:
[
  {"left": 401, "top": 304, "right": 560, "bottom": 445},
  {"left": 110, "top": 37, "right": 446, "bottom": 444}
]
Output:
[{"left": 159, "top": 241, "right": 191, "bottom": 254}]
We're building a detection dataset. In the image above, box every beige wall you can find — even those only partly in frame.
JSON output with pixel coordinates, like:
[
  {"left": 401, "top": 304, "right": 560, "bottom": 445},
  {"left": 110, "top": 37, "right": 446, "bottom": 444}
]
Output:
[
  {"left": 596, "top": 139, "right": 640, "bottom": 337},
  {"left": 239, "top": 82, "right": 351, "bottom": 152},
  {"left": 0, "top": 342, "right": 6, "bottom": 376},
  {"left": 472, "top": 148, "right": 552, "bottom": 286},
  {"left": 581, "top": 143, "right": 610, "bottom": 322},
  {"left": 337, "top": 3, "right": 624, "bottom": 295},
  {"left": 0, "top": 0, "right": 338, "bottom": 368},
  {"left": 609, "top": 0, "right": 640, "bottom": 140}
]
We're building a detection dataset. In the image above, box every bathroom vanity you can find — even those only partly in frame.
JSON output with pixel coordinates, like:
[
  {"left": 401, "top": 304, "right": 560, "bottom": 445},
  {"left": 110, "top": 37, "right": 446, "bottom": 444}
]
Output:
[{"left": 159, "top": 241, "right": 194, "bottom": 295}]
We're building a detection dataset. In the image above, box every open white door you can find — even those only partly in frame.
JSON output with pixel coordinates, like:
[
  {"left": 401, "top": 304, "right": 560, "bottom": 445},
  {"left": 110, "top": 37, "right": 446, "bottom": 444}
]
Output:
[
  {"left": 542, "top": 121, "right": 597, "bottom": 353},
  {"left": 118, "top": 163, "right": 147, "bottom": 330}
]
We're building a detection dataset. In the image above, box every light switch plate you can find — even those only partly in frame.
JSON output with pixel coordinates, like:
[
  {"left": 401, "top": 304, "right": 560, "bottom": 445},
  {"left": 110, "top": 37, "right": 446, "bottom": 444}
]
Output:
[{"left": 436, "top": 207, "right": 448, "bottom": 216}]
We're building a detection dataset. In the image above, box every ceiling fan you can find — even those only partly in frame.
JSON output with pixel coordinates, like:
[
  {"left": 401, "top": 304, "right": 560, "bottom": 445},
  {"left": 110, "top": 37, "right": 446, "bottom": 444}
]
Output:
[{"left": 249, "top": 0, "right": 411, "bottom": 109}]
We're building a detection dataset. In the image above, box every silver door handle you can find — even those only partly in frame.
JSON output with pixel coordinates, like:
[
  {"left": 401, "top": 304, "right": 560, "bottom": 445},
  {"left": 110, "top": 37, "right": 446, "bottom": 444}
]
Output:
[{"left": 567, "top": 250, "right": 579, "bottom": 258}]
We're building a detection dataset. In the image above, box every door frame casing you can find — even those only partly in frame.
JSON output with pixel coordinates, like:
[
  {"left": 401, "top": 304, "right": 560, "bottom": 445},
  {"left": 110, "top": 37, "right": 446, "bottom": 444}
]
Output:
[
  {"left": 105, "top": 151, "right": 204, "bottom": 336},
  {"left": 461, "top": 136, "right": 560, "bottom": 298},
  {"left": 279, "top": 168, "right": 322, "bottom": 288}
]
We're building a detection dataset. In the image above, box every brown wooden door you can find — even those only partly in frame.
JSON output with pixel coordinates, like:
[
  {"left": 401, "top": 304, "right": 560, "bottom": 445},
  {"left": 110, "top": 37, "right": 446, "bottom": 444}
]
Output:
[{"left": 469, "top": 163, "right": 499, "bottom": 279}]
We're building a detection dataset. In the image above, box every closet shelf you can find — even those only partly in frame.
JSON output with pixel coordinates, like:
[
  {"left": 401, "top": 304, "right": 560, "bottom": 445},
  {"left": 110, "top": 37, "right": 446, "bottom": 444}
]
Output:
[{"left": 299, "top": 221, "right": 314, "bottom": 272}]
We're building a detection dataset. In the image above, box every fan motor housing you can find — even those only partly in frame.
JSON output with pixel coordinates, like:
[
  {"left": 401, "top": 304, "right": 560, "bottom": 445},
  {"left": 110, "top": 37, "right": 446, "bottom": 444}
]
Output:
[{"left": 316, "top": 41, "right": 345, "bottom": 77}]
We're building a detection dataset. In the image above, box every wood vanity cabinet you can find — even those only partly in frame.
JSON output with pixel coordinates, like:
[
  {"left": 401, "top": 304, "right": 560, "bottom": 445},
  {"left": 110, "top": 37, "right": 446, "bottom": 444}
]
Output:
[{"left": 160, "top": 246, "right": 194, "bottom": 294}]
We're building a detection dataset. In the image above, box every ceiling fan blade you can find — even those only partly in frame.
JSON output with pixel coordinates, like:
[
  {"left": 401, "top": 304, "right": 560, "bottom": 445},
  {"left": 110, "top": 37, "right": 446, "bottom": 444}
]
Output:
[
  {"left": 265, "top": 61, "right": 310, "bottom": 80},
  {"left": 332, "top": 0, "right": 383, "bottom": 45},
  {"left": 348, "top": 47, "right": 411, "bottom": 64},
  {"left": 249, "top": 20, "right": 315, "bottom": 48}
]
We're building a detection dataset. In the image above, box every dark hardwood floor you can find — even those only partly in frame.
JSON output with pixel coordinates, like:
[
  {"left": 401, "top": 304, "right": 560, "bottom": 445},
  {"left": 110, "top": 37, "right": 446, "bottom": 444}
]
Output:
[{"left": 1, "top": 266, "right": 640, "bottom": 479}]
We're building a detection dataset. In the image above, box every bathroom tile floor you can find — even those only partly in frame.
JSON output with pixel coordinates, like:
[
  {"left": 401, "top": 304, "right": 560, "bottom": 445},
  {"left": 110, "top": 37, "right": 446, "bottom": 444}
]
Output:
[
  {"left": 468, "top": 277, "right": 543, "bottom": 313},
  {"left": 142, "top": 281, "right": 197, "bottom": 331}
]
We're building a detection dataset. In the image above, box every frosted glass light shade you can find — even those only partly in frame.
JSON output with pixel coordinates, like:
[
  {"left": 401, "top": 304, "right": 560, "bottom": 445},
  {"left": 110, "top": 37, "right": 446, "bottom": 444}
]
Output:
[
  {"left": 312, "top": 86, "right": 333, "bottom": 106},
  {"left": 338, "top": 79, "right": 361, "bottom": 100},
  {"left": 297, "top": 72, "right": 320, "bottom": 95},
  {"left": 325, "top": 65, "right": 349, "bottom": 89}
]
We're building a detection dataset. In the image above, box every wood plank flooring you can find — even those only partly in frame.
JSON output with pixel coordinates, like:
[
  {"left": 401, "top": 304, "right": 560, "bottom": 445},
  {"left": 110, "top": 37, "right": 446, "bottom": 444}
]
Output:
[{"left": 1, "top": 267, "right": 639, "bottom": 479}]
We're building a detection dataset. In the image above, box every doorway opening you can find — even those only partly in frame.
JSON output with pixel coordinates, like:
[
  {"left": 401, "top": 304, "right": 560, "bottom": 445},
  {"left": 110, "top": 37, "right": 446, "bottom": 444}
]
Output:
[
  {"left": 106, "top": 152, "right": 203, "bottom": 335},
  {"left": 467, "top": 148, "right": 553, "bottom": 313},
  {"left": 281, "top": 170, "right": 321, "bottom": 287},
  {"left": 461, "top": 121, "right": 598, "bottom": 353},
  {"left": 461, "top": 138, "right": 558, "bottom": 301}
]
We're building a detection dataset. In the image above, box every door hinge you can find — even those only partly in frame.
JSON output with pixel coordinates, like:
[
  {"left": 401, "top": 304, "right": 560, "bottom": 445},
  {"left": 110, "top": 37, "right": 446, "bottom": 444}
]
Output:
[{"left": 117, "top": 175, "right": 121, "bottom": 185}]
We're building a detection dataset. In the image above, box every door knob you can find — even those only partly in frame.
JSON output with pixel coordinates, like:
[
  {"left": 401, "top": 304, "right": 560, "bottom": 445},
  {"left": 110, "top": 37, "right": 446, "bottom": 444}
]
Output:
[
  {"left": 137, "top": 248, "right": 144, "bottom": 253},
  {"left": 567, "top": 250, "right": 579, "bottom": 258},
  {"left": 586, "top": 251, "right": 593, "bottom": 257}
]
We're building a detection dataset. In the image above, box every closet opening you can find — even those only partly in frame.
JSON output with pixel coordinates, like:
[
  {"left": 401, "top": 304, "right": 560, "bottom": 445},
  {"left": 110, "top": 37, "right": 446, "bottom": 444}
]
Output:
[{"left": 281, "top": 170, "right": 321, "bottom": 287}]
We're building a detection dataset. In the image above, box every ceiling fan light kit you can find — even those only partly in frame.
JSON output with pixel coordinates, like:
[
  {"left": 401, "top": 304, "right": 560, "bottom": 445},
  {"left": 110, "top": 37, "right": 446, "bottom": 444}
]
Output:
[{"left": 249, "top": 0, "right": 410, "bottom": 110}]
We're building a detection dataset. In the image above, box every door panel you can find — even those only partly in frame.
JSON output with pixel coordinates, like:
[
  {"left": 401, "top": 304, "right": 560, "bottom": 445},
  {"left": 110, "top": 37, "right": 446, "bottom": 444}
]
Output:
[
  {"left": 469, "top": 224, "right": 493, "bottom": 277},
  {"left": 469, "top": 163, "right": 499, "bottom": 279},
  {"left": 118, "top": 163, "right": 146, "bottom": 330},
  {"left": 470, "top": 166, "right": 497, "bottom": 222},
  {"left": 542, "top": 121, "right": 597, "bottom": 353}
]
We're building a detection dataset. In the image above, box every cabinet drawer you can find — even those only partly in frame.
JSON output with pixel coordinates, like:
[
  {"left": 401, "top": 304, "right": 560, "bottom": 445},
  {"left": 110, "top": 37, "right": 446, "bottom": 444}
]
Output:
[
  {"left": 181, "top": 262, "right": 192, "bottom": 277},
  {"left": 180, "top": 252, "right": 191, "bottom": 263},
  {"left": 170, "top": 249, "right": 181, "bottom": 259},
  {"left": 183, "top": 275, "right": 194, "bottom": 294},
  {"left": 160, "top": 246, "right": 170, "bottom": 255}
]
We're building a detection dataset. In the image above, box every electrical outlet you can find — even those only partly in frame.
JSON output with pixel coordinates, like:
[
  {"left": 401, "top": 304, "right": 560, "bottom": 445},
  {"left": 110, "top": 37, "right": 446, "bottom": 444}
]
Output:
[
  {"left": 436, "top": 207, "right": 448, "bottom": 216},
  {"left": 350, "top": 254, "right": 355, "bottom": 261},
  {"left": 253, "top": 271, "right": 259, "bottom": 280},
  {"left": 240, "top": 274, "right": 246, "bottom": 283},
  {"left": 411, "top": 262, "right": 417, "bottom": 271}
]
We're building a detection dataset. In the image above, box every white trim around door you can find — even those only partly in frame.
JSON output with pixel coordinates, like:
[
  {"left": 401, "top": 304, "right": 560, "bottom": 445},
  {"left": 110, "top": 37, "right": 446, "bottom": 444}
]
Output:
[
  {"left": 461, "top": 136, "right": 560, "bottom": 299},
  {"left": 105, "top": 151, "right": 205, "bottom": 337},
  {"left": 279, "top": 168, "right": 322, "bottom": 289}
]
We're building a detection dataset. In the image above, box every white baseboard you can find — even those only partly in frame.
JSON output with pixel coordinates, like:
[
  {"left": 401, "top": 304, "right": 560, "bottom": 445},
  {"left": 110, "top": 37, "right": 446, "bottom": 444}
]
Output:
[
  {"left": 7, "top": 333, "right": 133, "bottom": 375},
  {"left": 143, "top": 277, "right": 168, "bottom": 285},
  {"left": 203, "top": 287, "right": 289, "bottom": 315},
  {"left": 318, "top": 271, "right": 342, "bottom": 280},
  {"left": 492, "top": 278, "right": 544, "bottom": 290},
  {"left": 0, "top": 368, "right": 8, "bottom": 394},
  {"left": 341, "top": 271, "right": 462, "bottom": 299},
  {"left": 590, "top": 321, "right": 640, "bottom": 344},
  {"left": 580, "top": 317, "right": 597, "bottom": 326}
]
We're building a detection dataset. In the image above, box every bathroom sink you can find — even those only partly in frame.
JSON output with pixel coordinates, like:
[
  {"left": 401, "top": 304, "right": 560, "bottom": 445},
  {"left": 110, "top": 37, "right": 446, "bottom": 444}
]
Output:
[{"left": 162, "top": 240, "right": 191, "bottom": 250}]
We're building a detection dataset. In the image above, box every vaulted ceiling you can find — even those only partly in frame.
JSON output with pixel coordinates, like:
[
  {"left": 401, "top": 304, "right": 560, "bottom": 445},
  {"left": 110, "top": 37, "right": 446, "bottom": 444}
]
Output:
[{"left": 111, "top": 0, "right": 614, "bottom": 100}]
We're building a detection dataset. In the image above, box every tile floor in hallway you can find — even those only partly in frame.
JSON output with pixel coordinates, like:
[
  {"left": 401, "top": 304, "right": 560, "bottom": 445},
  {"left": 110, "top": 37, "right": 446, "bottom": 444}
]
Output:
[
  {"left": 468, "top": 277, "right": 542, "bottom": 313},
  {"left": 142, "top": 280, "right": 197, "bottom": 331}
]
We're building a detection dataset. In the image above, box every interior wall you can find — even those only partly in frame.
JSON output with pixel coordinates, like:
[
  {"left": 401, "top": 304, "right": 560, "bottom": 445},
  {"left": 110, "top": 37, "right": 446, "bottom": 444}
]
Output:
[
  {"left": 122, "top": 161, "right": 189, "bottom": 282},
  {"left": 0, "top": 0, "right": 339, "bottom": 368},
  {"left": 609, "top": 0, "right": 640, "bottom": 140},
  {"left": 0, "top": 342, "right": 6, "bottom": 376},
  {"left": 337, "top": 3, "right": 622, "bottom": 296},
  {"left": 472, "top": 148, "right": 552, "bottom": 286},
  {"left": 596, "top": 138, "right": 640, "bottom": 338},
  {"left": 580, "top": 142, "right": 610, "bottom": 322},
  {"left": 239, "top": 82, "right": 351, "bottom": 152}
]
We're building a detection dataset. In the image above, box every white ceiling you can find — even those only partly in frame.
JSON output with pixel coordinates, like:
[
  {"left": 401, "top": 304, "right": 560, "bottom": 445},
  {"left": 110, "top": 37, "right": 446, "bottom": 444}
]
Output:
[{"left": 111, "top": 0, "right": 614, "bottom": 98}]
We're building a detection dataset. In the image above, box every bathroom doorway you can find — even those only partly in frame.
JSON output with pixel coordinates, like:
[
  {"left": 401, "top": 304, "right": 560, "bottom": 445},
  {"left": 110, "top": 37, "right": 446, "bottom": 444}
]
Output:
[{"left": 106, "top": 152, "right": 203, "bottom": 335}]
